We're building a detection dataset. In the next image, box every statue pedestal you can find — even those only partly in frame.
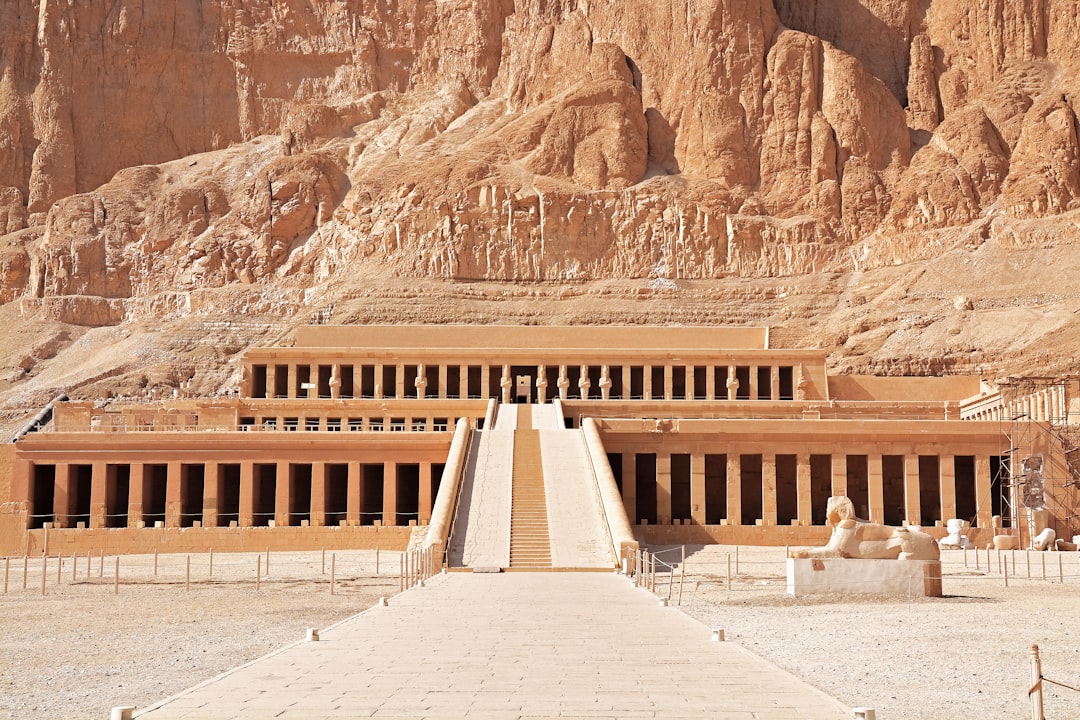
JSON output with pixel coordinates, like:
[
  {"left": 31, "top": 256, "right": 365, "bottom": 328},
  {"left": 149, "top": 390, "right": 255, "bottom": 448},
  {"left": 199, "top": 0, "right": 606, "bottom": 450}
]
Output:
[{"left": 786, "top": 558, "right": 942, "bottom": 597}]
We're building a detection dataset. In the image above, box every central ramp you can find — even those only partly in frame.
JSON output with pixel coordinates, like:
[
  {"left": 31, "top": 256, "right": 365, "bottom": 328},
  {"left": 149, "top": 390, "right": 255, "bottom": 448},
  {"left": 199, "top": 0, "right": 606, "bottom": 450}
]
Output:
[
  {"left": 509, "top": 404, "right": 552, "bottom": 568},
  {"left": 138, "top": 573, "right": 852, "bottom": 719}
]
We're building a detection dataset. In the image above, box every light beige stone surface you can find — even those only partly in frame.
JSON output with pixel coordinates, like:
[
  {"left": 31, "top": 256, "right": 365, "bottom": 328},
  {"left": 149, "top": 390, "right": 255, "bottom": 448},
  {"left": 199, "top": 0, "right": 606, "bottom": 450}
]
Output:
[
  {"left": 539, "top": 428, "right": 612, "bottom": 568},
  {"left": 446, "top": 430, "right": 512, "bottom": 569},
  {"left": 137, "top": 572, "right": 851, "bottom": 719}
]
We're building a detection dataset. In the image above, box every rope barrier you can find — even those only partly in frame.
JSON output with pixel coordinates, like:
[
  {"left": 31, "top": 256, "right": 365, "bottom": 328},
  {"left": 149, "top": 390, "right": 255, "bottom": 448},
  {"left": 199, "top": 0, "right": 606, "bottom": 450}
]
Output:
[{"left": 1042, "top": 676, "right": 1080, "bottom": 693}]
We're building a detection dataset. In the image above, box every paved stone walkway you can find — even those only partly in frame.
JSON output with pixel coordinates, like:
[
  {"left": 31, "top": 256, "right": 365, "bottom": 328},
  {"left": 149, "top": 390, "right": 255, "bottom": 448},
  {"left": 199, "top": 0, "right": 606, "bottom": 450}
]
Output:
[{"left": 136, "top": 573, "right": 850, "bottom": 720}]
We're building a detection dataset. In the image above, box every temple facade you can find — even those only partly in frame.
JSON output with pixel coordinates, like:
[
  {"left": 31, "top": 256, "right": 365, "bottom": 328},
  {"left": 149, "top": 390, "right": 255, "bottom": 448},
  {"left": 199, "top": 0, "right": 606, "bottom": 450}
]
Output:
[{"left": 2, "top": 326, "right": 1077, "bottom": 562}]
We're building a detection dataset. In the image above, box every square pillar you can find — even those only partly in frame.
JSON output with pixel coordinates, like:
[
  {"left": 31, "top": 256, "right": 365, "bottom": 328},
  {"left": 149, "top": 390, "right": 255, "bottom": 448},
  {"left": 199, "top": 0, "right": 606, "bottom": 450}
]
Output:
[
  {"left": 383, "top": 461, "right": 398, "bottom": 526},
  {"left": 663, "top": 365, "right": 673, "bottom": 400},
  {"left": 459, "top": 365, "right": 469, "bottom": 400},
  {"left": 832, "top": 455, "right": 848, "bottom": 498},
  {"left": 868, "top": 454, "right": 884, "bottom": 524},
  {"left": 202, "top": 461, "right": 219, "bottom": 528},
  {"left": 275, "top": 462, "right": 291, "bottom": 526},
  {"left": 727, "top": 366, "right": 737, "bottom": 400},
  {"left": 374, "top": 363, "right": 384, "bottom": 398},
  {"left": 620, "top": 366, "right": 630, "bottom": 400},
  {"left": 347, "top": 461, "right": 361, "bottom": 526},
  {"left": 771, "top": 366, "right": 780, "bottom": 401},
  {"left": 975, "top": 456, "right": 992, "bottom": 527},
  {"left": 656, "top": 454, "right": 672, "bottom": 525},
  {"left": 127, "top": 462, "right": 144, "bottom": 527},
  {"left": 266, "top": 365, "right": 278, "bottom": 399},
  {"left": 762, "top": 454, "right": 777, "bottom": 526},
  {"left": 90, "top": 462, "right": 107, "bottom": 528},
  {"left": 165, "top": 462, "right": 182, "bottom": 527},
  {"left": 330, "top": 364, "right": 341, "bottom": 399},
  {"left": 286, "top": 364, "right": 297, "bottom": 399},
  {"left": 395, "top": 364, "right": 406, "bottom": 399},
  {"left": 904, "top": 455, "right": 921, "bottom": 525},
  {"left": 643, "top": 366, "right": 653, "bottom": 400},
  {"left": 940, "top": 454, "right": 956, "bottom": 521},
  {"left": 419, "top": 461, "right": 433, "bottom": 524},
  {"left": 685, "top": 366, "right": 695, "bottom": 400},
  {"left": 727, "top": 454, "right": 742, "bottom": 525},
  {"left": 622, "top": 452, "right": 636, "bottom": 523},
  {"left": 481, "top": 364, "right": 491, "bottom": 398},
  {"left": 690, "top": 454, "right": 706, "bottom": 525},
  {"left": 239, "top": 462, "right": 255, "bottom": 527},
  {"left": 310, "top": 462, "right": 327, "bottom": 527},
  {"left": 749, "top": 365, "right": 759, "bottom": 401},
  {"left": 437, "top": 365, "right": 448, "bottom": 399},
  {"left": 705, "top": 365, "right": 716, "bottom": 400},
  {"left": 53, "top": 463, "right": 71, "bottom": 528},
  {"left": 796, "top": 454, "right": 812, "bottom": 526}
]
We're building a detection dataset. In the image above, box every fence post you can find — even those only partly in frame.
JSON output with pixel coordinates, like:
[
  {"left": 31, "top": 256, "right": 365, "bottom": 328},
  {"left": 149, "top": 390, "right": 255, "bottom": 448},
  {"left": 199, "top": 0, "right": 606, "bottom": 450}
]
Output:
[
  {"left": 186, "top": 555, "right": 191, "bottom": 592},
  {"left": 256, "top": 555, "right": 261, "bottom": 591},
  {"left": 1004, "top": 554, "right": 1009, "bottom": 588},
  {"left": 265, "top": 547, "right": 270, "bottom": 576},
  {"left": 99, "top": 549, "right": 104, "bottom": 578},
  {"left": 735, "top": 545, "right": 739, "bottom": 575},
  {"left": 154, "top": 548, "right": 158, "bottom": 577},
  {"left": 114, "top": 556, "right": 119, "bottom": 595},
  {"left": 4, "top": 556, "right": 8, "bottom": 593},
  {"left": 1059, "top": 554, "right": 1064, "bottom": 584},
  {"left": 71, "top": 552, "right": 76, "bottom": 582},
  {"left": 1029, "top": 644, "right": 1044, "bottom": 720},
  {"left": 23, "top": 554, "right": 28, "bottom": 590},
  {"left": 86, "top": 550, "right": 91, "bottom": 577},
  {"left": 376, "top": 545, "right": 380, "bottom": 575},
  {"left": 209, "top": 548, "right": 213, "bottom": 577},
  {"left": 321, "top": 547, "right": 326, "bottom": 575},
  {"left": 330, "top": 553, "right": 336, "bottom": 595},
  {"left": 677, "top": 546, "right": 686, "bottom": 606},
  {"left": 40, "top": 554, "right": 46, "bottom": 596},
  {"left": 727, "top": 553, "right": 732, "bottom": 591},
  {"left": 56, "top": 553, "right": 61, "bottom": 585},
  {"left": 1027, "top": 550, "right": 1031, "bottom": 579},
  {"left": 1041, "top": 553, "right": 1046, "bottom": 581}
]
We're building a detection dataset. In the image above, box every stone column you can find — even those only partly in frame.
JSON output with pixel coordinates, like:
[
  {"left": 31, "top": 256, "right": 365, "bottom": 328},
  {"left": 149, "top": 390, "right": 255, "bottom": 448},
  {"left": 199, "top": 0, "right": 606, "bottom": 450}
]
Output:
[
  {"left": 761, "top": 454, "right": 777, "bottom": 526},
  {"left": 904, "top": 454, "right": 921, "bottom": 526},
  {"left": 685, "top": 366, "right": 695, "bottom": 400},
  {"left": 771, "top": 366, "right": 781, "bottom": 401},
  {"left": 622, "top": 452, "right": 637, "bottom": 523},
  {"left": 832, "top": 454, "right": 847, "bottom": 498},
  {"left": 127, "top": 462, "right": 144, "bottom": 527},
  {"left": 481, "top": 364, "right": 490, "bottom": 399},
  {"left": 310, "top": 462, "right": 327, "bottom": 527},
  {"left": 239, "top": 462, "right": 255, "bottom": 527},
  {"left": 578, "top": 365, "right": 590, "bottom": 400},
  {"left": 347, "top": 462, "right": 361, "bottom": 526},
  {"left": 599, "top": 365, "right": 612, "bottom": 400},
  {"left": 796, "top": 454, "right": 812, "bottom": 526},
  {"left": 690, "top": 454, "right": 706, "bottom": 525},
  {"left": 395, "top": 364, "right": 406, "bottom": 399},
  {"left": 975, "top": 455, "right": 992, "bottom": 528},
  {"left": 643, "top": 365, "right": 653, "bottom": 400},
  {"left": 726, "top": 365, "right": 738, "bottom": 400},
  {"left": 374, "top": 363, "right": 384, "bottom": 398},
  {"left": 415, "top": 364, "right": 427, "bottom": 400},
  {"left": 89, "top": 462, "right": 108, "bottom": 528},
  {"left": 52, "top": 463, "right": 70, "bottom": 528},
  {"left": 438, "top": 365, "right": 448, "bottom": 399},
  {"left": 536, "top": 365, "right": 548, "bottom": 404},
  {"left": 275, "top": 461, "right": 291, "bottom": 527},
  {"left": 749, "top": 365, "right": 759, "bottom": 401},
  {"left": 501, "top": 365, "right": 513, "bottom": 404},
  {"left": 663, "top": 365, "right": 673, "bottom": 400},
  {"left": 419, "top": 461, "right": 433, "bottom": 524},
  {"left": 939, "top": 455, "right": 956, "bottom": 523},
  {"left": 557, "top": 365, "right": 569, "bottom": 401},
  {"left": 868, "top": 454, "right": 884, "bottom": 524},
  {"left": 330, "top": 364, "right": 341, "bottom": 399},
  {"left": 656, "top": 454, "right": 672, "bottom": 525},
  {"left": 266, "top": 365, "right": 278, "bottom": 398},
  {"left": 203, "top": 461, "right": 219, "bottom": 528},
  {"left": 383, "top": 461, "right": 398, "bottom": 526},
  {"left": 459, "top": 365, "right": 469, "bottom": 400},
  {"left": 705, "top": 365, "right": 716, "bottom": 400},
  {"left": 286, "top": 364, "right": 297, "bottom": 399},
  {"left": 166, "top": 462, "right": 182, "bottom": 527},
  {"left": 620, "top": 365, "right": 630, "bottom": 400},
  {"left": 727, "top": 454, "right": 742, "bottom": 525}
]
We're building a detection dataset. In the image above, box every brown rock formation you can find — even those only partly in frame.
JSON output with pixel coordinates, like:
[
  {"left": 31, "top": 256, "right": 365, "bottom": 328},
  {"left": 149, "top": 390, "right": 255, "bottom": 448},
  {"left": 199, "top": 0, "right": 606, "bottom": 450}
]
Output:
[{"left": 1, "top": 0, "right": 1080, "bottom": 418}]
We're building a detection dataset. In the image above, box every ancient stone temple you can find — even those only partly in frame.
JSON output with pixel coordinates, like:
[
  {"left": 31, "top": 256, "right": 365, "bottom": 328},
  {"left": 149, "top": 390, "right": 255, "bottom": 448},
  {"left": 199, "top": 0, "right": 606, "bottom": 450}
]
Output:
[{"left": 2, "top": 326, "right": 1077, "bottom": 564}]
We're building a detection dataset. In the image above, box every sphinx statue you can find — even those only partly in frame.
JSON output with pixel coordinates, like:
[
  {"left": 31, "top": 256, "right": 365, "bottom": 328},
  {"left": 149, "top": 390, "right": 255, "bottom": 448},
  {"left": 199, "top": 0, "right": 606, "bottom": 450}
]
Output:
[{"left": 790, "top": 496, "right": 940, "bottom": 561}]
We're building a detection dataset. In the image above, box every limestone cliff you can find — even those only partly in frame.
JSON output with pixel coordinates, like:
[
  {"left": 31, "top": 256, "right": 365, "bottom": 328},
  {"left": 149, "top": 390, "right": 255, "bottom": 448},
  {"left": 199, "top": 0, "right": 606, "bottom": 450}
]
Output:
[{"left": 2, "top": 0, "right": 1080, "bottom": 422}]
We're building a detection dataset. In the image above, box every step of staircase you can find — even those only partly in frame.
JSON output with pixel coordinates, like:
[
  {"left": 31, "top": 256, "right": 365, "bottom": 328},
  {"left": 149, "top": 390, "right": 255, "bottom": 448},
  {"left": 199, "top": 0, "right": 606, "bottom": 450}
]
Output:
[{"left": 509, "top": 404, "right": 552, "bottom": 569}]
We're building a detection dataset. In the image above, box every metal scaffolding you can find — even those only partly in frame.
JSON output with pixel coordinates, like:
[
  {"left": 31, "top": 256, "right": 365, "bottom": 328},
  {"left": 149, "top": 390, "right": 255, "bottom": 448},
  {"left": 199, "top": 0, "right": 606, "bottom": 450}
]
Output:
[{"left": 997, "top": 376, "right": 1079, "bottom": 547}]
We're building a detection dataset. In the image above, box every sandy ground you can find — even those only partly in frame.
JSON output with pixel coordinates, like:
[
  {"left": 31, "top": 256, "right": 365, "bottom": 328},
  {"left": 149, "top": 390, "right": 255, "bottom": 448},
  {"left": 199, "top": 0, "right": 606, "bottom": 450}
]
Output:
[
  {"left": 2, "top": 545, "right": 1078, "bottom": 720},
  {"left": 0, "top": 550, "right": 401, "bottom": 720},
  {"left": 667, "top": 544, "right": 1080, "bottom": 720}
]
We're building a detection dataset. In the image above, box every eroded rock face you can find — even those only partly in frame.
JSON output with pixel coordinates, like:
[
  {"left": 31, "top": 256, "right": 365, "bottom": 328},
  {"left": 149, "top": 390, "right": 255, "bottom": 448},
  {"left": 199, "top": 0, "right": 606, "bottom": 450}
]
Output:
[{"left": 0, "top": 0, "right": 1079, "bottom": 327}]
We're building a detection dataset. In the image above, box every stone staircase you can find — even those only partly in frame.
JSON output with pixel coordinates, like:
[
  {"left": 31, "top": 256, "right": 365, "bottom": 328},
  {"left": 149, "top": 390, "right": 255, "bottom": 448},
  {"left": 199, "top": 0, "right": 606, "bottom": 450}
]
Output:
[{"left": 509, "top": 405, "right": 552, "bottom": 568}]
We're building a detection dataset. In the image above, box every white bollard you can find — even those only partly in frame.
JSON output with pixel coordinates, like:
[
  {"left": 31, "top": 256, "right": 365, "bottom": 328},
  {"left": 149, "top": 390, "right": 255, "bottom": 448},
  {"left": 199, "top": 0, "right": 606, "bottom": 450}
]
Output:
[
  {"left": 711, "top": 628, "right": 724, "bottom": 642},
  {"left": 110, "top": 706, "right": 136, "bottom": 720},
  {"left": 378, "top": 596, "right": 388, "bottom": 606},
  {"left": 853, "top": 708, "right": 877, "bottom": 720},
  {"left": 306, "top": 628, "right": 320, "bottom": 642}
]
